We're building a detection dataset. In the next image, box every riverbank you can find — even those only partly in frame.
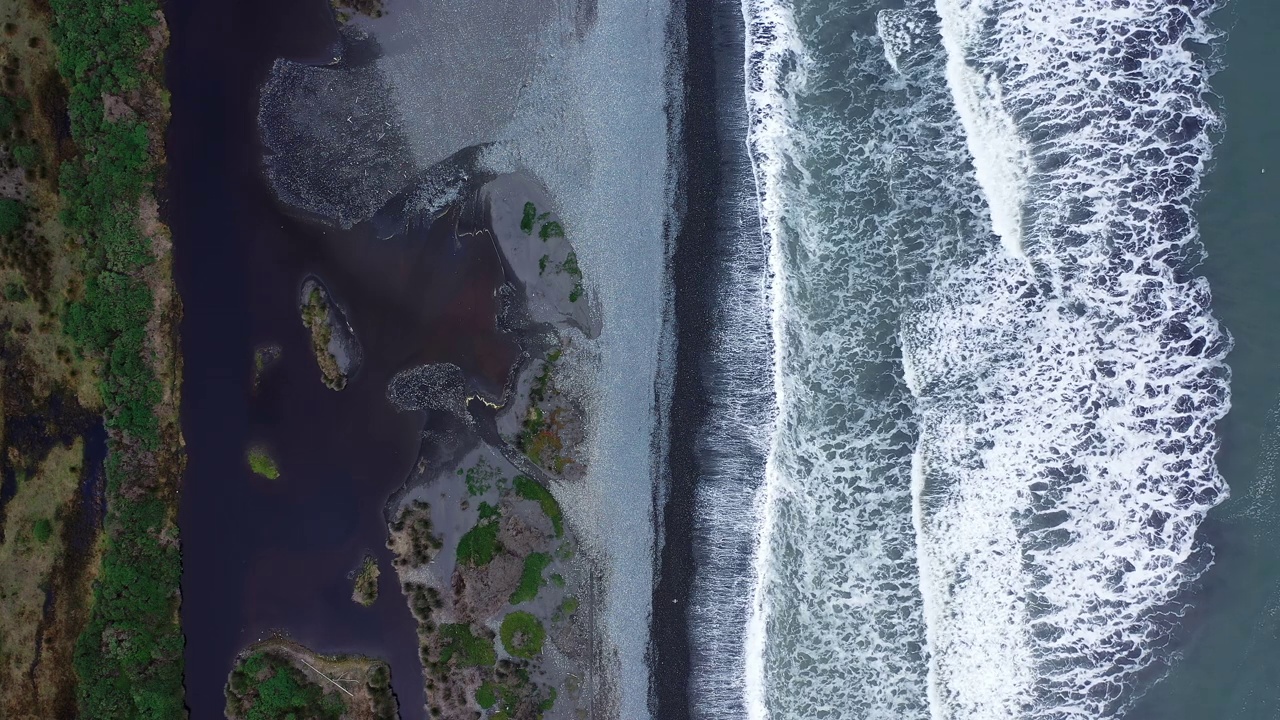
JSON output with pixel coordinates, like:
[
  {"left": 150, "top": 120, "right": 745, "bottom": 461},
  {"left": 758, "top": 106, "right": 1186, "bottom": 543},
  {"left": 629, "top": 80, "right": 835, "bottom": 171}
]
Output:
[{"left": 0, "top": 1, "right": 186, "bottom": 716}]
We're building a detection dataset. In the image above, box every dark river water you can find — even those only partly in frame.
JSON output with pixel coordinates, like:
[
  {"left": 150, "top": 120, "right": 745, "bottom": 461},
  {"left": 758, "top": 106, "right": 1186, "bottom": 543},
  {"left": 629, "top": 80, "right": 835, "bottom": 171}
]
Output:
[{"left": 166, "top": 2, "right": 515, "bottom": 717}]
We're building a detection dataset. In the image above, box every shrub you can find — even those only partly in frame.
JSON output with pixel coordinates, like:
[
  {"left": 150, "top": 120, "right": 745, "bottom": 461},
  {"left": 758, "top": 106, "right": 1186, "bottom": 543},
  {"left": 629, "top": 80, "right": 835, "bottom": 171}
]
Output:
[
  {"left": 538, "top": 220, "right": 564, "bottom": 240},
  {"left": 519, "top": 202, "right": 536, "bottom": 235},
  {"left": 0, "top": 197, "right": 25, "bottom": 235},
  {"left": 12, "top": 142, "right": 39, "bottom": 168},
  {"left": 33, "top": 517, "right": 53, "bottom": 543}
]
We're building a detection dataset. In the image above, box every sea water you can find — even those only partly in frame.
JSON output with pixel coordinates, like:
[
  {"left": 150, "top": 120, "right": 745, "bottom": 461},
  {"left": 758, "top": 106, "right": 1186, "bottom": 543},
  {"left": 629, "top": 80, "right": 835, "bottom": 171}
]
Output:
[{"left": 714, "top": 0, "right": 1234, "bottom": 718}]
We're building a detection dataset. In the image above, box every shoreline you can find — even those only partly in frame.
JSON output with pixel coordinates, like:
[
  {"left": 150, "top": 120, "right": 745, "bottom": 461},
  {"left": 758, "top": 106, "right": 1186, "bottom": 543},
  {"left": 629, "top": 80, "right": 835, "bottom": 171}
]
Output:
[
  {"left": 651, "top": 0, "right": 763, "bottom": 716},
  {"left": 380, "top": 170, "right": 616, "bottom": 719}
]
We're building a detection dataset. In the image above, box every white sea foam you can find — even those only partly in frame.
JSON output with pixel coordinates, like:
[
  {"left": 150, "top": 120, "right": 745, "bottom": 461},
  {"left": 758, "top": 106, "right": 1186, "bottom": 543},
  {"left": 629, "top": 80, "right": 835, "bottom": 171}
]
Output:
[
  {"left": 909, "top": 1, "right": 1231, "bottom": 717},
  {"left": 738, "top": 0, "right": 1229, "bottom": 717}
]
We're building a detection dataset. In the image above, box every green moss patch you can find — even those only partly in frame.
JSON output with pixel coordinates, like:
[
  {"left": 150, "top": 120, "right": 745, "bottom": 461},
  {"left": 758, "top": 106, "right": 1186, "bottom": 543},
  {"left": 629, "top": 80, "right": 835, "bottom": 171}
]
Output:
[
  {"left": 456, "top": 504, "right": 501, "bottom": 567},
  {"left": 476, "top": 682, "right": 498, "bottom": 709},
  {"left": 509, "top": 552, "right": 552, "bottom": 605},
  {"left": 513, "top": 475, "right": 563, "bottom": 537},
  {"left": 437, "top": 623, "right": 496, "bottom": 667},
  {"left": 500, "top": 611, "right": 545, "bottom": 659}
]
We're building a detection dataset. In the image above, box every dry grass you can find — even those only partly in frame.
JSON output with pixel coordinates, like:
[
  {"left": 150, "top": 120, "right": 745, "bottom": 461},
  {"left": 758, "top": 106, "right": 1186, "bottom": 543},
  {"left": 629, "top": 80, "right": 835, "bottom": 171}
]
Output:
[{"left": 0, "top": 440, "right": 85, "bottom": 717}]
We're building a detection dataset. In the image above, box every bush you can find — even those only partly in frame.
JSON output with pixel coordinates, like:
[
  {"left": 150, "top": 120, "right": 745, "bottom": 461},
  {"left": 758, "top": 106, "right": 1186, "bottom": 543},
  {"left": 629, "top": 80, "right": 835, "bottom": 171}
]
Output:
[
  {"left": 12, "top": 142, "right": 40, "bottom": 168},
  {"left": 499, "top": 612, "right": 545, "bottom": 659},
  {"left": 538, "top": 220, "right": 564, "bottom": 240},
  {"left": 519, "top": 202, "right": 536, "bottom": 235},
  {"left": 0, "top": 197, "right": 26, "bottom": 235},
  {"left": 33, "top": 517, "right": 53, "bottom": 543}
]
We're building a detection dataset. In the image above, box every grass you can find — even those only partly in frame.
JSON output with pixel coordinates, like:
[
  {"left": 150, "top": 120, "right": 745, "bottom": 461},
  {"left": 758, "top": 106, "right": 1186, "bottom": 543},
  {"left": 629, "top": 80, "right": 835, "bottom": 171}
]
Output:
[
  {"left": 247, "top": 445, "right": 280, "bottom": 480},
  {"left": 520, "top": 202, "right": 536, "bottom": 235},
  {"left": 437, "top": 623, "right": 496, "bottom": 667},
  {"left": 476, "top": 682, "right": 498, "bottom": 709},
  {"left": 514, "top": 475, "right": 564, "bottom": 537},
  {"left": 500, "top": 612, "right": 545, "bottom": 659},
  {"left": 508, "top": 552, "right": 551, "bottom": 605},
  {"left": 0, "top": 441, "right": 83, "bottom": 700},
  {"left": 352, "top": 555, "right": 379, "bottom": 607},
  {"left": 456, "top": 506, "right": 501, "bottom": 567}
]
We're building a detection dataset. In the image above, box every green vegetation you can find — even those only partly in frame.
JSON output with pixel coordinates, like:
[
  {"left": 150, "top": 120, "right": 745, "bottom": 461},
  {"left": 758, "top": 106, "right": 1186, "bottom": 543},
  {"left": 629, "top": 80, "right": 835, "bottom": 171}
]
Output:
[
  {"left": 352, "top": 555, "right": 379, "bottom": 606},
  {"left": 300, "top": 284, "right": 345, "bottom": 390},
  {"left": 500, "top": 611, "right": 545, "bottom": 659},
  {"left": 514, "top": 475, "right": 564, "bottom": 537},
  {"left": 520, "top": 202, "right": 536, "bottom": 235},
  {"left": 3, "top": 279, "right": 27, "bottom": 301},
  {"left": 562, "top": 251, "right": 584, "bottom": 302},
  {"left": 12, "top": 142, "right": 40, "bottom": 168},
  {"left": 32, "top": 517, "right": 52, "bottom": 543},
  {"left": 0, "top": 198, "right": 26, "bottom": 236},
  {"left": 555, "top": 596, "right": 579, "bottom": 623},
  {"left": 476, "top": 682, "right": 498, "bottom": 709},
  {"left": 456, "top": 505, "right": 501, "bottom": 567},
  {"left": 538, "top": 221, "right": 564, "bottom": 241},
  {"left": 509, "top": 552, "right": 551, "bottom": 605},
  {"left": 225, "top": 652, "right": 344, "bottom": 720},
  {"left": 437, "top": 623, "right": 496, "bottom": 667},
  {"left": 550, "top": 573, "right": 565, "bottom": 588},
  {"left": 538, "top": 254, "right": 548, "bottom": 274},
  {"left": 0, "top": 96, "right": 16, "bottom": 132},
  {"left": 540, "top": 687, "right": 558, "bottom": 712},
  {"left": 463, "top": 460, "right": 501, "bottom": 496},
  {"left": 53, "top": 0, "right": 187, "bottom": 707},
  {"left": 247, "top": 446, "right": 280, "bottom": 480}
]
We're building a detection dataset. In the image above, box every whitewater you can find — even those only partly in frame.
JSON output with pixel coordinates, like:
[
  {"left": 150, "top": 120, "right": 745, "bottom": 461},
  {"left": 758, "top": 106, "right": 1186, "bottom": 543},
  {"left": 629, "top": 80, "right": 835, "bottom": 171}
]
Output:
[{"left": 702, "top": 0, "right": 1234, "bottom": 718}]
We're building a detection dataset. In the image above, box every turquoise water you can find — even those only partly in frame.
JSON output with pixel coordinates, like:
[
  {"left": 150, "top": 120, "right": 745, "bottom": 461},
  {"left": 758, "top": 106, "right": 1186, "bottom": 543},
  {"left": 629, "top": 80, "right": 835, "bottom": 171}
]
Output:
[{"left": 1130, "top": 1, "right": 1280, "bottom": 717}]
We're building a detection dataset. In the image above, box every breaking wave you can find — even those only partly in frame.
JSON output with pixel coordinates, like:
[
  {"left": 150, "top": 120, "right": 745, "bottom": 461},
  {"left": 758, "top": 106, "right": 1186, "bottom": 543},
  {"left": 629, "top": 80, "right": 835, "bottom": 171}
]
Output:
[{"left": 730, "top": 0, "right": 1232, "bottom": 718}]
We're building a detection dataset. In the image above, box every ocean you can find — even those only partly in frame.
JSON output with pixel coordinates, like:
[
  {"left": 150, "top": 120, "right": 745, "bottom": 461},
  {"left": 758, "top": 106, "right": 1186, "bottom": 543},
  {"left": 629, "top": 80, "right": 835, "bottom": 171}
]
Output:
[{"left": 673, "top": 0, "right": 1280, "bottom": 717}]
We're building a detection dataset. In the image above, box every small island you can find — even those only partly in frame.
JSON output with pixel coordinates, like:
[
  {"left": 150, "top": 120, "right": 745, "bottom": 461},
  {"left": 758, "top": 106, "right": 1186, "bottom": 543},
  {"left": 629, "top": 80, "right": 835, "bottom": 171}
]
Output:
[
  {"left": 352, "top": 554, "right": 381, "bottom": 607},
  {"left": 300, "top": 276, "right": 362, "bottom": 391},
  {"left": 247, "top": 445, "right": 280, "bottom": 480},
  {"left": 224, "top": 637, "right": 397, "bottom": 720}
]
